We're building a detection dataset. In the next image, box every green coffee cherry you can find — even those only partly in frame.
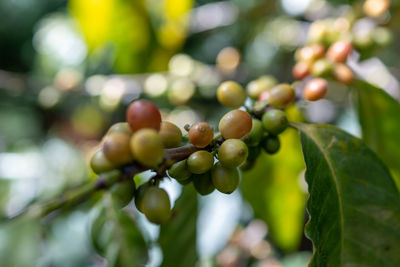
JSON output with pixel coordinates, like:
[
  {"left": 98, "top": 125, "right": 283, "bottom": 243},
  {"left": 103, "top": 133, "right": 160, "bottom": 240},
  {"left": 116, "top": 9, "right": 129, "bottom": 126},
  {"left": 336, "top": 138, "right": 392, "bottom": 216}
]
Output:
[
  {"left": 262, "top": 109, "right": 288, "bottom": 135},
  {"left": 218, "top": 139, "right": 248, "bottom": 168},
  {"left": 187, "top": 151, "right": 214, "bottom": 174},
  {"left": 261, "top": 135, "right": 281, "bottom": 154},
  {"left": 168, "top": 159, "right": 192, "bottom": 182},
  {"left": 90, "top": 150, "right": 116, "bottom": 174},
  {"left": 110, "top": 179, "right": 136, "bottom": 208},
  {"left": 311, "top": 58, "right": 333, "bottom": 77},
  {"left": 211, "top": 162, "right": 240, "bottom": 194},
  {"left": 242, "top": 119, "right": 264, "bottom": 146},
  {"left": 142, "top": 187, "right": 171, "bottom": 224},
  {"left": 192, "top": 172, "right": 215, "bottom": 195},
  {"left": 130, "top": 129, "right": 164, "bottom": 167},
  {"left": 177, "top": 176, "right": 193, "bottom": 185},
  {"left": 108, "top": 122, "right": 132, "bottom": 135},
  {"left": 134, "top": 183, "right": 151, "bottom": 213}
]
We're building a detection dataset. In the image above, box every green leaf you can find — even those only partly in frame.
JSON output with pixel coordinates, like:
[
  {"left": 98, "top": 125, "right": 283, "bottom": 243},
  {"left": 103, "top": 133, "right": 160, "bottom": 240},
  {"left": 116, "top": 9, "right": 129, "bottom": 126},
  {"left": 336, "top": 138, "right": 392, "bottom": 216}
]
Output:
[
  {"left": 159, "top": 186, "right": 198, "bottom": 267},
  {"left": 295, "top": 123, "right": 400, "bottom": 266},
  {"left": 242, "top": 127, "right": 306, "bottom": 251},
  {"left": 352, "top": 79, "right": 400, "bottom": 189},
  {"left": 91, "top": 193, "right": 148, "bottom": 267}
]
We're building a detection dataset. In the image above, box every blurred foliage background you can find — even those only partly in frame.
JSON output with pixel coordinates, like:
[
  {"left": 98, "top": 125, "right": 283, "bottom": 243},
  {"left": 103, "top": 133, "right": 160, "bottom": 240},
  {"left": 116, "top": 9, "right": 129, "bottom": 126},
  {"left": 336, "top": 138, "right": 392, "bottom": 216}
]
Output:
[{"left": 0, "top": 0, "right": 399, "bottom": 266}]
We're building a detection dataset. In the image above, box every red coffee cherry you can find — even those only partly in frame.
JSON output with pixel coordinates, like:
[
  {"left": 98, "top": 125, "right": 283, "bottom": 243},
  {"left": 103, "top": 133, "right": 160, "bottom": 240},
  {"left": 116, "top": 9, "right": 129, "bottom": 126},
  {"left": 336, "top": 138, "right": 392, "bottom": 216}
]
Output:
[
  {"left": 126, "top": 99, "right": 162, "bottom": 132},
  {"left": 292, "top": 61, "right": 311, "bottom": 80},
  {"left": 303, "top": 78, "right": 329, "bottom": 101},
  {"left": 189, "top": 122, "right": 214, "bottom": 148},
  {"left": 218, "top": 110, "right": 252, "bottom": 139},
  {"left": 326, "top": 41, "right": 353, "bottom": 63}
]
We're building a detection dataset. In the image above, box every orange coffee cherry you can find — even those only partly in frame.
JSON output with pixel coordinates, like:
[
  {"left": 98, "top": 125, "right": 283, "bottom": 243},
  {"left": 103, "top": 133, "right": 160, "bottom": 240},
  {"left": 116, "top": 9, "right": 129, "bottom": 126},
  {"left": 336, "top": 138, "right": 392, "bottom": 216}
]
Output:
[
  {"left": 189, "top": 122, "right": 214, "bottom": 148},
  {"left": 303, "top": 78, "right": 329, "bottom": 101}
]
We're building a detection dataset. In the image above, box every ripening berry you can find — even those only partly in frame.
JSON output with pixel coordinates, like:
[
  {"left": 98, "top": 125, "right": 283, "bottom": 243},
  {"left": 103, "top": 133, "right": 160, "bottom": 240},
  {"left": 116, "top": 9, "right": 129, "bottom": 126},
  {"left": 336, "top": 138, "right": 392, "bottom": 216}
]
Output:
[
  {"left": 258, "top": 84, "right": 295, "bottom": 108},
  {"left": 159, "top": 121, "right": 182, "bottom": 148},
  {"left": 303, "top": 78, "right": 329, "bottom": 101},
  {"left": 311, "top": 58, "right": 333, "bottom": 77},
  {"left": 219, "top": 110, "right": 252, "bottom": 139},
  {"left": 142, "top": 187, "right": 171, "bottom": 224},
  {"left": 126, "top": 100, "right": 162, "bottom": 132},
  {"left": 90, "top": 150, "right": 116, "bottom": 174},
  {"left": 211, "top": 162, "right": 240, "bottom": 194},
  {"left": 187, "top": 151, "right": 214, "bottom": 174},
  {"left": 217, "top": 81, "right": 246, "bottom": 108},
  {"left": 310, "top": 44, "right": 326, "bottom": 59},
  {"left": 103, "top": 132, "right": 134, "bottom": 165},
  {"left": 110, "top": 179, "right": 136, "bottom": 208},
  {"left": 168, "top": 159, "right": 192, "bottom": 182},
  {"left": 108, "top": 122, "right": 132, "bottom": 135},
  {"left": 242, "top": 119, "right": 264, "bottom": 146},
  {"left": 193, "top": 172, "right": 215, "bottom": 195},
  {"left": 292, "top": 61, "right": 311, "bottom": 80},
  {"left": 261, "top": 135, "right": 281, "bottom": 154},
  {"left": 130, "top": 129, "right": 164, "bottom": 167},
  {"left": 262, "top": 109, "right": 288, "bottom": 135},
  {"left": 295, "top": 46, "right": 315, "bottom": 62},
  {"left": 218, "top": 139, "right": 248, "bottom": 168},
  {"left": 326, "top": 41, "right": 352, "bottom": 63},
  {"left": 134, "top": 183, "right": 151, "bottom": 213},
  {"left": 246, "top": 75, "right": 277, "bottom": 99},
  {"left": 188, "top": 122, "right": 214, "bottom": 148},
  {"left": 333, "top": 63, "right": 354, "bottom": 85}
]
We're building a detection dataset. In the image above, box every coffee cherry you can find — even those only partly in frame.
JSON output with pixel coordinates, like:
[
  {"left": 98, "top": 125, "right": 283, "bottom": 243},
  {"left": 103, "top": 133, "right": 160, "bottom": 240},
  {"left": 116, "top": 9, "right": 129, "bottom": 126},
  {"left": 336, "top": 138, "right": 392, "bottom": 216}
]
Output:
[
  {"left": 247, "top": 145, "right": 261, "bottom": 161},
  {"left": 193, "top": 172, "right": 215, "bottom": 195},
  {"left": 261, "top": 135, "right": 281, "bottom": 154},
  {"left": 262, "top": 109, "right": 288, "bottom": 135},
  {"left": 211, "top": 163, "right": 240, "bottom": 194},
  {"left": 130, "top": 129, "right": 164, "bottom": 167},
  {"left": 187, "top": 151, "right": 214, "bottom": 174},
  {"left": 110, "top": 179, "right": 136, "bottom": 208},
  {"left": 303, "top": 78, "right": 328, "bottom": 101},
  {"left": 246, "top": 76, "right": 277, "bottom": 99},
  {"left": 108, "top": 122, "right": 132, "bottom": 135},
  {"left": 295, "top": 46, "right": 315, "bottom": 62},
  {"left": 217, "top": 81, "right": 246, "bottom": 108},
  {"left": 363, "top": 0, "right": 390, "bottom": 17},
  {"left": 258, "top": 84, "right": 295, "bottom": 108},
  {"left": 126, "top": 100, "right": 161, "bottom": 132},
  {"left": 218, "top": 139, "right": 248, "bottom": 168},
  {"left": 310, "top": 44, "right": 326, "bottom": 59},
  {"left": 103, "top": 132, "right": 134, "bottom": 165},
  {"left": 311, "top": 59, "right": 333, "bottom": 77},
  {"left": 333, "top": 63, "right": 354, "bottom": 85},
  {"left": 326, "top": 41, "right": 352, "bottom": 63},
  {"left": 159, "top": 121, "right": 182, "bottom": 148},
  {"left": 90, "top": 150, "right": 116, "bottom": 174},
  {"left": 308, "top": 21, "right": 328, "bottom": 44},
  {"left": 188, "top": 122, "right": 214, "bottom": 148},
  {"left": 292, "top": 61, "right": 310, "bottom": 80},
  {"left": 134, "top": 183, "right": 151, "bottom": 213},
  {"left": 168, "top": 159, "right": 192, "bottom": 182},
  {"left": 177, "top": 176, "right": 193, "bottom": 185},
  {"left": 242, "top": 119, "right": 264, "bottom": 146},
  {"left": 219, "top": 110, "right": 252, "bottom": 139},
  {"left": 142, "top": 187, "right": 171, "bottom": 224}
]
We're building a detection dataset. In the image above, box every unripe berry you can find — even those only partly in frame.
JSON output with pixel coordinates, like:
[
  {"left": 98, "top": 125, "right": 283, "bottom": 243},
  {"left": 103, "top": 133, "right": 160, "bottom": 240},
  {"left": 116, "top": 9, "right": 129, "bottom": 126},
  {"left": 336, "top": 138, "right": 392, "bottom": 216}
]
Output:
[
  {"left": 168, "top": 159, "right": 192, "bottom": 182},
  {"left": 103, "top": 132, "right": 134, "bottom": 165},
  {"left": 311, "top": 59, "right": 333, "bottom": 77},
  {"left": 303, "top": 78, "right": 328, "bottom": 101},
  {"left": 142, "top": 187, "right": 171, "bottom": 224},
  {"left": 108, "top": 122, "right": 132, "bottom": 135},
  {"left": 292, "top": 61, "right": 311, "bottom": 80},
  {"left": 130, "top": 129, "right": 164, "bottom": 167},
  {"left": 333, "top": 63, "right": 354, "bottom": 85},
  {"left": 110, "top": 179, "right": 136, "bottom": 208},
  {"left": 261, "top": 135, "right": 281, "bottom": 154},
  {"left": 326, "top": 41, "right": 352, "bottom": 63},
  {"left": 247, "top": 145, "right": 261, "bottom": 161},
  {"left": 242, "top": 119, "right": 264, "bottom": 146},
  {"left": 217, "top": 81, "right": 246, "bottom": 108},
  {"left": 90, "top": 150, "right": 116, "bottom": 174},
  {"left": 308, "top": 21, "right": 328, "bottom": 44},
  {"left": 192, "top": 172, "right": 215, "bottom": 195},
  {"left": 211, "top": 163, "right": 240, "bottom": 194},
  {"left": 159, "top": 121, "right": 182, "bottom": 148},
  {"left": 188, "top": 122, "right": 214, "bottom": 148},
  {"left": 187, "top": 151, "right": 214, "bottom": 174},
  {"left": 219, "top": 110, "right": 252, "bottom": 139},
  {"left": 262, "top": 109, "right": 288, "bottom": 135},
  {"left": 246, "top": 75, "right": 277, "bottom": 99},
  {"left": 218, "top": 139, "right": 248, "bottom": 168},
  {"left": 134, "top": 183, "right": 151, "bottom": 213},
  {"left": 126, "top": 100, "right": 161, "bottom": 132},
  {"left": 258, "top": 84, "right": 295, "bottom": 108}
]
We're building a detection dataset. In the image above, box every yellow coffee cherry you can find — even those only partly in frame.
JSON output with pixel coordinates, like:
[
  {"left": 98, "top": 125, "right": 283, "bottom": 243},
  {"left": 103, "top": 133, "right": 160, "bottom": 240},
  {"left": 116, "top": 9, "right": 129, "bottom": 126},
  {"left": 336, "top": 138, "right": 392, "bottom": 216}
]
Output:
[
  {"left": 103, "top": 132, "right": 133, "bottom": 165},
  {"left": 217, "top": 81, "right": 246, "bottom": 108},
  {"left": 219, "top": 110, "right": 252, "bottom": 139},
  {"left": 130, "top": 129, "right": 164, "bottom": 167},
  {"left": 159, "top": 121, "right": 182, "bottom": 148}
]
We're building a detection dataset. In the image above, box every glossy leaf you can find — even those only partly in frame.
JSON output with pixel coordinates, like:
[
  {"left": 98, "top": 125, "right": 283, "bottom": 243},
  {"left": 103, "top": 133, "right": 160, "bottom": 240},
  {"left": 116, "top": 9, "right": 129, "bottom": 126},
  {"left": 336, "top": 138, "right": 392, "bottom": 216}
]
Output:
[
  {"left": 159, "top": 186, "right": 198, "bottom": 267},
  {"left": 295, "top": 123, "right": 400, "bottom": 266},
  {"left": 352, "top": 79, "right": 400, "bottom": 188}
]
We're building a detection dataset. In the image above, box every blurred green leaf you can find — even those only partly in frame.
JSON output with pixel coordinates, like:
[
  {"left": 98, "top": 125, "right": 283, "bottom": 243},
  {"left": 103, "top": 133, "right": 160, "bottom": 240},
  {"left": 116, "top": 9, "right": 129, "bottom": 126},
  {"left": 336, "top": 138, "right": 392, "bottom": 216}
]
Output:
[
  {"left": 159, "top": 185, "right": 198, "bottom": 267},
  {"left": 352, "top": 79, "right": 400, "bottom": 189},
  {"left": 242, "top": 127, "right": 306, "bottom": 251},
  {"left": 296, "top": 123, "right": 400, "bottom": 266}
]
